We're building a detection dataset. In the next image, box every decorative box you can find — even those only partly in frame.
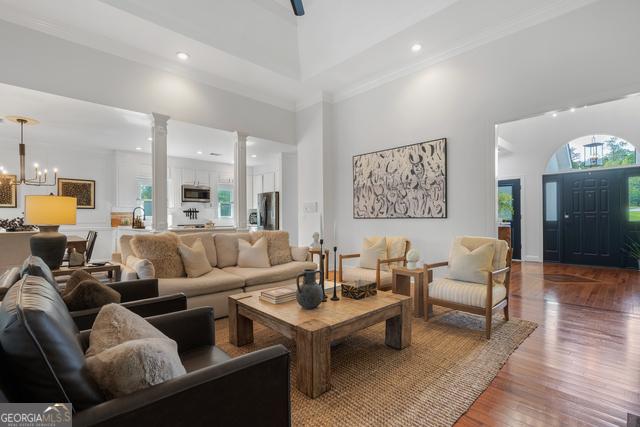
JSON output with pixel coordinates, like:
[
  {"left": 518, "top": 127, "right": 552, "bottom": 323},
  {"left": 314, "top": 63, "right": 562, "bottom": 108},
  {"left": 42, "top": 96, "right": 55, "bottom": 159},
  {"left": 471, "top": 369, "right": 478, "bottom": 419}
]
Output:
[{"left": 341, "top": 280, "right": 377, "bottom": 300}]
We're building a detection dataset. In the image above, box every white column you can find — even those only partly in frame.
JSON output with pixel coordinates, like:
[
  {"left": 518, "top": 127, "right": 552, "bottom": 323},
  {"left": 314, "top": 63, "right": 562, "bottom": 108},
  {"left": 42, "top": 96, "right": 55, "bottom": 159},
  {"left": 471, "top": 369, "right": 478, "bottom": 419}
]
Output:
[
  {"left": 151, "top": 113, "right": 169, "bottom": 231},
  {"left": 234, "top": 132, "right": 248, "bottom": 231}
]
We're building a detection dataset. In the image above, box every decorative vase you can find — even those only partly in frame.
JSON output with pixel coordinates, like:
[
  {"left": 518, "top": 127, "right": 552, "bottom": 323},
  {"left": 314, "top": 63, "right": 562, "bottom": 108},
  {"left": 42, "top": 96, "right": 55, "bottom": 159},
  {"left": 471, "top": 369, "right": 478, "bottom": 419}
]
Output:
[
  {"left": 30, "top": 226, "right": 67, "bottom": 270},
  {"left": 68, "top": 248, "right": 85, "bottom": 267},
  {"left": 406, "top": 248, "right": 420, "bottom": 270},
  {"left": 296, "top": 269, "right": 323, "bottom": 310}
]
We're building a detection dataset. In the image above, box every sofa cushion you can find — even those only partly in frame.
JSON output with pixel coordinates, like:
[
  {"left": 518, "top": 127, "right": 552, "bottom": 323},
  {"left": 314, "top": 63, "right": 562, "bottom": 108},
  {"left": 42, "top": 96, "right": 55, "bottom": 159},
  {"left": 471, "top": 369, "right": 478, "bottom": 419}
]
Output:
[
  {"left": 178, "top": 239, "right": 214, "bottom": 278},
  {"left": 214, "top": 233, "right": 251, "bottom": 268},
  {"left": 429, "top": 277, "right": 507, "bottom": 308},
  {"left": 87, "top": 303, "right": 173, "bottom": 357},
  {"left": 250, "top": 231, "right": 293, "bottom": 266},
  {"left": 178, "top": 233, "right": 217, "bottom": 267},
  {"left": 223, "top": 261, "right": 317, "bottom": 287},
  {"left": 0, "top": 267, "right": 20, "bottom": 300},
  {"left": 86, "top": 337, "right": 186, "bottom": 398},
  {"left": 20, "top": 256, "right": 59, "bottom": 290},
  {"left": 130, "top": 232, "right": 185, "bottom": 279},
  {"left": 238, "top": 237, "right": 271, "bottom": 268},
  {"left": 0, "top": 275, "right": 104, "bottom": 410},
  {"left": 340, "top": 266, "right": 393, "bottom": 288},
  {"left": 448, "top": 241, "right": 495, "bottom": 284},
  {"left": 158, "top": 268, "right": 244, "bottom": 298}
]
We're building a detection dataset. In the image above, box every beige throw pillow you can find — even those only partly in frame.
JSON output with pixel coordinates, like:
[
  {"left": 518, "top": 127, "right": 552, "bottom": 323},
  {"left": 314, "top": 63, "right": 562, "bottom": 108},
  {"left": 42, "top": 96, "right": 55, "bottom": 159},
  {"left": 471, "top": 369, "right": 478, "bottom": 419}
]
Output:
[
  {"left": 448, "top": 242, "right": 495, "bottom": 284},
  {"left": 178, "top": 239, "right": 213, "bottom": 278},
  {"left": 126, "top": 256, "right": 155, "bottom": 279},
  {"left": 291, "top": 246, "right": 309, "bottom": 262},
  {"left": 86, "top": 337, "right": 185, "bottom": 398},
  {"left": 250, "top": 231, "right": 293, "bottom": 265},
  {"left": 130, "top": 233, "right": 185, "bottom": 278},
  {"left": 86, "top": 303, "right": 173, "bottom": 357},
  {"left": 237, "top": 237, "right": 271, "bottom": 268},
  {"left": 359, "top": 237, "right": 387, "bottom": 270},
  {"left": 214, "top": 233, "right": 252, "bottom": 267},
  {"left": 178, "top": 233, "right": 217, "bottom": 267}
]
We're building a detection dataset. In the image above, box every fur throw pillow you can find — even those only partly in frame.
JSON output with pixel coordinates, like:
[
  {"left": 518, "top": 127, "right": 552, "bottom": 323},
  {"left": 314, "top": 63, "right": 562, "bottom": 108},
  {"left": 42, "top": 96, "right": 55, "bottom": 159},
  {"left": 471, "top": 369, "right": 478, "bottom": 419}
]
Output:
[
  {"left": 250, "top": 231, "right": 292, "bottom": 266},
  {"left": 63, "top": 280, "right": 121, "bottom": 311},
  {"left": 130, "top": 232, "right": 185, "bottom": 278},
  {"left": 64, "top": 269, "right": 95, "bottom": 294},
  {"left": 86, "top": 303, "right": 172, "bottom": 357},
  {"left": 86, "top": 337, "right": 185, "bottom": 398}
]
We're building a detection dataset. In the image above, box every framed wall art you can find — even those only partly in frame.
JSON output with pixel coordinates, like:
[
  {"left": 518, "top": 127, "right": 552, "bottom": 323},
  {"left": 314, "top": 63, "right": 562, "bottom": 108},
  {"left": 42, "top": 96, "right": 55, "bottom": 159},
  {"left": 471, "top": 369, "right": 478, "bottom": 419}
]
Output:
[
  {"left": 353, "top": 138, "right": 447, "bottom": 219},
  {"left": 57, "top": 178, "right": 95, "bottom": 209},
  {"left": 0, "top": 175, "right": 17, "bottom": 208}
]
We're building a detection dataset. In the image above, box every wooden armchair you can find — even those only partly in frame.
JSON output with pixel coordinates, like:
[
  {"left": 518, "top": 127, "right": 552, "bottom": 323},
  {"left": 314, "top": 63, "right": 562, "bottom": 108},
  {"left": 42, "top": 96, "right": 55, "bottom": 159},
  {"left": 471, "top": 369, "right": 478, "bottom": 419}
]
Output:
[
  {"left": 423, "top": 236, "right": 512, "bottom": 339},
  {"left": 338, "top": 238, "right": 410, "bottom": 290}
]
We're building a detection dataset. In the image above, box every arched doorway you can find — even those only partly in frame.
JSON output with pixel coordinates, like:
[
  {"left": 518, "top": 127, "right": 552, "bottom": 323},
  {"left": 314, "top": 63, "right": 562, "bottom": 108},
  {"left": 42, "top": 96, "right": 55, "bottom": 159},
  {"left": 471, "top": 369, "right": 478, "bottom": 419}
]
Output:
[{"left": 543, "top": 135, "right": 640, "bottom": 267}]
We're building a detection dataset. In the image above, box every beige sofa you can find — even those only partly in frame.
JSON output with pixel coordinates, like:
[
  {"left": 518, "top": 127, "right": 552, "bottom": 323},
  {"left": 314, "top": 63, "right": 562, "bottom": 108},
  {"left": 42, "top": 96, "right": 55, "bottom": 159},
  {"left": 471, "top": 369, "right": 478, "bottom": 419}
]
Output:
[{"left": 112, "top": 231, "right": 317, "bottom": 318}]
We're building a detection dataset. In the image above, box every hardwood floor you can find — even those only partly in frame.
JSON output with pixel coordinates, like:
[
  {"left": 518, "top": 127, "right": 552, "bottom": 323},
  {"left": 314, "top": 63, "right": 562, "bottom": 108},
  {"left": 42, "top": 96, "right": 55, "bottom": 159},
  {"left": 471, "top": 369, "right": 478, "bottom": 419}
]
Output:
[{"left": 456, "top": 262, "right": 640, "bottom": 427}]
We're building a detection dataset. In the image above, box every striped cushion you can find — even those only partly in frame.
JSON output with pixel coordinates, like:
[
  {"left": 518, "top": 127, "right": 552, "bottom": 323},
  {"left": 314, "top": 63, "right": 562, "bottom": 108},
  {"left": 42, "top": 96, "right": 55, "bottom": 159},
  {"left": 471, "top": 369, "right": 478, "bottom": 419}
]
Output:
[{"left": 429, "top": 277, "right": 506, "bottom": 308}]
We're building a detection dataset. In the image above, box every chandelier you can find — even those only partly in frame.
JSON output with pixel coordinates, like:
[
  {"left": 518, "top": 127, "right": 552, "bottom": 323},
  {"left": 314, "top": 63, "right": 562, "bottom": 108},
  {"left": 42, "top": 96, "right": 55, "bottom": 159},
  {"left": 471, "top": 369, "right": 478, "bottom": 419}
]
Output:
[{"left": 1, "top": 116, "right": 58, "bottom": 186}]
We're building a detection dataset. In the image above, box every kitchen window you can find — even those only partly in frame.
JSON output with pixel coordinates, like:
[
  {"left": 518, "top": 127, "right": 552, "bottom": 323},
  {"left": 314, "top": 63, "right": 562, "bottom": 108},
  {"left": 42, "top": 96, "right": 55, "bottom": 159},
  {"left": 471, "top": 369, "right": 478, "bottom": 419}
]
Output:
[
  {"left": 137, "top": 178, "right": 153, "bottom": 217},
  {"left": 218, "top": 185, "right": 233, "bottom": 219}
]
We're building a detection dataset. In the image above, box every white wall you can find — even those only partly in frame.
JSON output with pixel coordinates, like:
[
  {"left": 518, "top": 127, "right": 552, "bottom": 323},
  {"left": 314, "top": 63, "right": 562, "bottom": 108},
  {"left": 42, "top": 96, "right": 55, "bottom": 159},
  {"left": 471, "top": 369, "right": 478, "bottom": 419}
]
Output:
[
  {"left": 498, "top": 95, "right": 640, "bottom": 261},
  {"left": 0, "top": 20, "right": 296, "bottom": 145},
  {"left": 328, "top": 0, "right": 640, "bottom": 264}
]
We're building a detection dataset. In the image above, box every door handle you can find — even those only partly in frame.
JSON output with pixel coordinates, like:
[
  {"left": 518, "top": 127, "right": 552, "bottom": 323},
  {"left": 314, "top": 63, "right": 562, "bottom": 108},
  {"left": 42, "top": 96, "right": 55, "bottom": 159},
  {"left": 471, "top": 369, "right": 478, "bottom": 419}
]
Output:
[{"left": 564, "top": 214, "right": 570, "bottom": 219}]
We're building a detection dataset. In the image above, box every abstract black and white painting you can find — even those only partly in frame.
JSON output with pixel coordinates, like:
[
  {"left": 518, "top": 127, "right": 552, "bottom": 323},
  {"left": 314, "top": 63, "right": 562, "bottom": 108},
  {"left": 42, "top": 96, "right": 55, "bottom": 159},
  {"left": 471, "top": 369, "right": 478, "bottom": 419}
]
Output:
[{"left": 353, "top": 138, "right": 447, "bottom": 219}]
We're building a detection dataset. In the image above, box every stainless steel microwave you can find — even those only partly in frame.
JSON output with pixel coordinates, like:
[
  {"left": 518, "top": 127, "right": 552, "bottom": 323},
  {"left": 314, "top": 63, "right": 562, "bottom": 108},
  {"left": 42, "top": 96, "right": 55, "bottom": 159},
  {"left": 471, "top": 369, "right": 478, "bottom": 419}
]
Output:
[{"left": 182, "top": 185, "right": 211, "bottom": 203}]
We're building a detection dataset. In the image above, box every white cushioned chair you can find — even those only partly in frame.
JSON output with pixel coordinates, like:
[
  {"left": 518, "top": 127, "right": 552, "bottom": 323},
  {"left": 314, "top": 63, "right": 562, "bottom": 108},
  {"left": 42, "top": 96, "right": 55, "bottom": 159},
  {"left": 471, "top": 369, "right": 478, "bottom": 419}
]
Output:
[
  {"left": 424, "top": 236, "right": 512, "bottom": 339},
  {"left": 338, "top": 237, "right": 410, "bottom": 290}
]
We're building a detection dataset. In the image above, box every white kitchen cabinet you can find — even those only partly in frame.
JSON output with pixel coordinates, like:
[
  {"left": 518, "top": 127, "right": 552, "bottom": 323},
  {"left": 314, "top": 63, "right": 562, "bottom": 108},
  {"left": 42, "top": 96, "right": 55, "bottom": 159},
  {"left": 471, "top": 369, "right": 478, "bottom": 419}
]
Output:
[
  {"left": 253, "top": 175, "right": 263, "bottom": 201},
  {"left": 246, "top": 174, "right": 254, "bottom": 209},
  {"left": 195, "top": 170, "right": 209, "bottom": 186},
  {"left": 262, "top": 172, "right": 275, "bottom": 193},
  {"left": 182, "top": 168, "right": 195, "bottom": 185},
  {"left": 116, "top": 166, "right": 139, "bottom": 208}
]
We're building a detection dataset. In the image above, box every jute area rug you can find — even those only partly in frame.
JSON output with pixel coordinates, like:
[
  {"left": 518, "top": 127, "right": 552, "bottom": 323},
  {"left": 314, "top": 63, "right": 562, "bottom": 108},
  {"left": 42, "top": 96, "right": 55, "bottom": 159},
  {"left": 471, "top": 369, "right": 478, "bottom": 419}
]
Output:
[{"left": 216, "top": 308, "right": 537, "bottom": 427}]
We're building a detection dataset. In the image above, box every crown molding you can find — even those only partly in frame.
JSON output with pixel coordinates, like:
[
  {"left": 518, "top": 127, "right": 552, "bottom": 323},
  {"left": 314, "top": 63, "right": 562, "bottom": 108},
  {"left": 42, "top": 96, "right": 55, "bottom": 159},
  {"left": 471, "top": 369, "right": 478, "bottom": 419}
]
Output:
[
  {"left": 331, "top": 0, "right": 598, "bottom": 104},
  {"left": 295, "top": 91, "right": 334, "bottom": 112}
]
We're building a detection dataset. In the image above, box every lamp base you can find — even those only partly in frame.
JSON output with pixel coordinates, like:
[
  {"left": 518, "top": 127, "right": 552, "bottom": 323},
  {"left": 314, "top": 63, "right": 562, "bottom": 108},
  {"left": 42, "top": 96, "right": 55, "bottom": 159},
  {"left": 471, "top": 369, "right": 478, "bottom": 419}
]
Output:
[{"left": 30, "top": 225, "right": 67, "bottom": 270}]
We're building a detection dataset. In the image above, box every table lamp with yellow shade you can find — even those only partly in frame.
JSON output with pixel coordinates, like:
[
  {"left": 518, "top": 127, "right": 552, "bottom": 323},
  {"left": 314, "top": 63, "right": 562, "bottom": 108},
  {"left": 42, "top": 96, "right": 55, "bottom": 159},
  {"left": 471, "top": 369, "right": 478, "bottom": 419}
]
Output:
[{"left": 24, "top": 195, "right": 77, "bottom": 270}]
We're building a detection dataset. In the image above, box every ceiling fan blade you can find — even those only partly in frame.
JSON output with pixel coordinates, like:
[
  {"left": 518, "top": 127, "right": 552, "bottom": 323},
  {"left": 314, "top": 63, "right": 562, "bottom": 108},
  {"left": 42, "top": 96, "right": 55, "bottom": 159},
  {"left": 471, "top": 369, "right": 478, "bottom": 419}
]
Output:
[{"left": 290, "top": 0, "right": 305, "bottom": 16}]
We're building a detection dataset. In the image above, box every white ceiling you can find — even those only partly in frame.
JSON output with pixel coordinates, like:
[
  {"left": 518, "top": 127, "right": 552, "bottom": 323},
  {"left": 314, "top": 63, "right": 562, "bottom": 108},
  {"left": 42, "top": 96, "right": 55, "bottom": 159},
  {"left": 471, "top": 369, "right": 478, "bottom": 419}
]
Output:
[
  {"left": 0, "top": 83, "right": 294, "bottom": 166},
  {"left": 0, "top": 0, "right": 597, "bottom": 110}
]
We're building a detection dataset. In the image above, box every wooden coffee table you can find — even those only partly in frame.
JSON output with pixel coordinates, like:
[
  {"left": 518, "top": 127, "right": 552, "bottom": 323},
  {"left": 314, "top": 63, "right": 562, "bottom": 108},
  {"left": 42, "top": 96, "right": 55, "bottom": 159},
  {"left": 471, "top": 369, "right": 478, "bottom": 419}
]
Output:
[{"left": 228, "top": 289, "right": 411, "bottom": 398}]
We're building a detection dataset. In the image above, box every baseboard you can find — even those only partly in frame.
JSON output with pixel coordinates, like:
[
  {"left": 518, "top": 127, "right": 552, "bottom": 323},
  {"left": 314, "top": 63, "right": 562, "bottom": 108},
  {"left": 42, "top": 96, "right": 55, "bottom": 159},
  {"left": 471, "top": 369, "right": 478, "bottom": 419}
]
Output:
[{"left": 523, "top": 255, "right": 542, "bottom": 262}]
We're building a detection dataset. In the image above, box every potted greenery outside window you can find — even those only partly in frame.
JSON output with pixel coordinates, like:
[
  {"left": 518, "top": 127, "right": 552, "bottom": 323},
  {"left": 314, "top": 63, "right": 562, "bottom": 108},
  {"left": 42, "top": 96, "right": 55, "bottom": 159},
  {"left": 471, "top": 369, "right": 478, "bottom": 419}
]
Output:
[{"left": 624, "top": 238, "right": 640, "bottom": 270}]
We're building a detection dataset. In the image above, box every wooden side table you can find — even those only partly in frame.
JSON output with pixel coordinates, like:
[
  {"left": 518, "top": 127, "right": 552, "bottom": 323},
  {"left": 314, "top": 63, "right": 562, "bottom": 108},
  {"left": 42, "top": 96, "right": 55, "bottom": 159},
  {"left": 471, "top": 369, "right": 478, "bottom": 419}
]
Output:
[
  {"left": 53, "top": 264, "right": 122, "bottom": 283},
  {"left": 392, "top": 267, "right": 425, "bottom": 317},
  {"left": 309, "top": 249, "right": 330, "bottom": 274}
]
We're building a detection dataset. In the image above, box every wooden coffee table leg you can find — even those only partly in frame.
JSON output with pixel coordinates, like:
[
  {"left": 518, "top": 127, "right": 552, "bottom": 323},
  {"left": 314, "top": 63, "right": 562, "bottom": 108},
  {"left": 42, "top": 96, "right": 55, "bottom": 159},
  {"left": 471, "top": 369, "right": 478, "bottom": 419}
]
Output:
[
  {"left": 229, "top": 297, "right": 254, "bottom": 346},
  {"left": 385, "top": 298, "right": 412, "bottom": 349},
  {"left": 296, "top": 320, "right": 331, "bottom": 398}
]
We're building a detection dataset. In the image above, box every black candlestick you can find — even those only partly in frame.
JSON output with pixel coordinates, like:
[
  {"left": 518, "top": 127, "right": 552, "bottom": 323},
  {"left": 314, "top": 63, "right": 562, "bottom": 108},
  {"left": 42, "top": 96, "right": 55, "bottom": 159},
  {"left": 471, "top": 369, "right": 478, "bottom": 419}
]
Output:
[
  {"left": 331, "top": 246, "right": 339, "bottom": 301},
  {"left": 320, "top": 239, "right": 327, "bottom": 302}
]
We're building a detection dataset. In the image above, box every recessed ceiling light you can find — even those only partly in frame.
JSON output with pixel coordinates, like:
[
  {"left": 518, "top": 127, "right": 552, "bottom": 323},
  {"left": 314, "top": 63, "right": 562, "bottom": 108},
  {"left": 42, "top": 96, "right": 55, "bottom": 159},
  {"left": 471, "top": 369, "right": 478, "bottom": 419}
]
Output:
[
  {"left": 196, "top": 150, "right": 203, "bottom": 155},
  {"left": 135, "top": 147, "right": 142, "bottom": 151},
  {"left": 552, "top": 112, "right": 558, "bottom": 118},
  {"left": 570, "top": 107, "right": 576, "bottom": 113},
  {"left": 251, "top": 154, "right": 257, "bottom": 158},
  {"left": 411, "top": 44, "right": 422, "bottom": 52},
  {"left": 176, "top": 51, "right": 190, "bottom": 61},
  {"left": 147, "top": 137, "right": 152, "bottom": 141}
]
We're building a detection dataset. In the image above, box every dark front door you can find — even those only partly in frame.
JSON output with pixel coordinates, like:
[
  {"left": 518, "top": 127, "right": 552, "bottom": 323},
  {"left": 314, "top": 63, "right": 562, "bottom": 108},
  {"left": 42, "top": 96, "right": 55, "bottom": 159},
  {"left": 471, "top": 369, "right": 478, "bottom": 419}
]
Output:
[
  {"left": 561, "top": 169, "right": 621, "bottom": 266},
  {"left": 498, "top": 179, "right": 521, "bottom": 259}
]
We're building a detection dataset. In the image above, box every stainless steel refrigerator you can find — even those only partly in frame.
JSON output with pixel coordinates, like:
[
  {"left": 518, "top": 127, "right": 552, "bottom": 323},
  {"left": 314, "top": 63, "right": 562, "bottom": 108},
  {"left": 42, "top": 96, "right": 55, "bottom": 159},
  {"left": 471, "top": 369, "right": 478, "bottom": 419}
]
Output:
[{"left": 257, "top": 192, "right": 280, "bottom": 230}]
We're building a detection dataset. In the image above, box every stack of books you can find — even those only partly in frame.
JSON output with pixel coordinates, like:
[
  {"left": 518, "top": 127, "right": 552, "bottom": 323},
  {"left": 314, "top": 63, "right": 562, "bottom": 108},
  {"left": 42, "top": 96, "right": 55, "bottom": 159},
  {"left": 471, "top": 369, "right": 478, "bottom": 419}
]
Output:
[{"left": 260, "top": 285, "right": 297, "bottom": 304}]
